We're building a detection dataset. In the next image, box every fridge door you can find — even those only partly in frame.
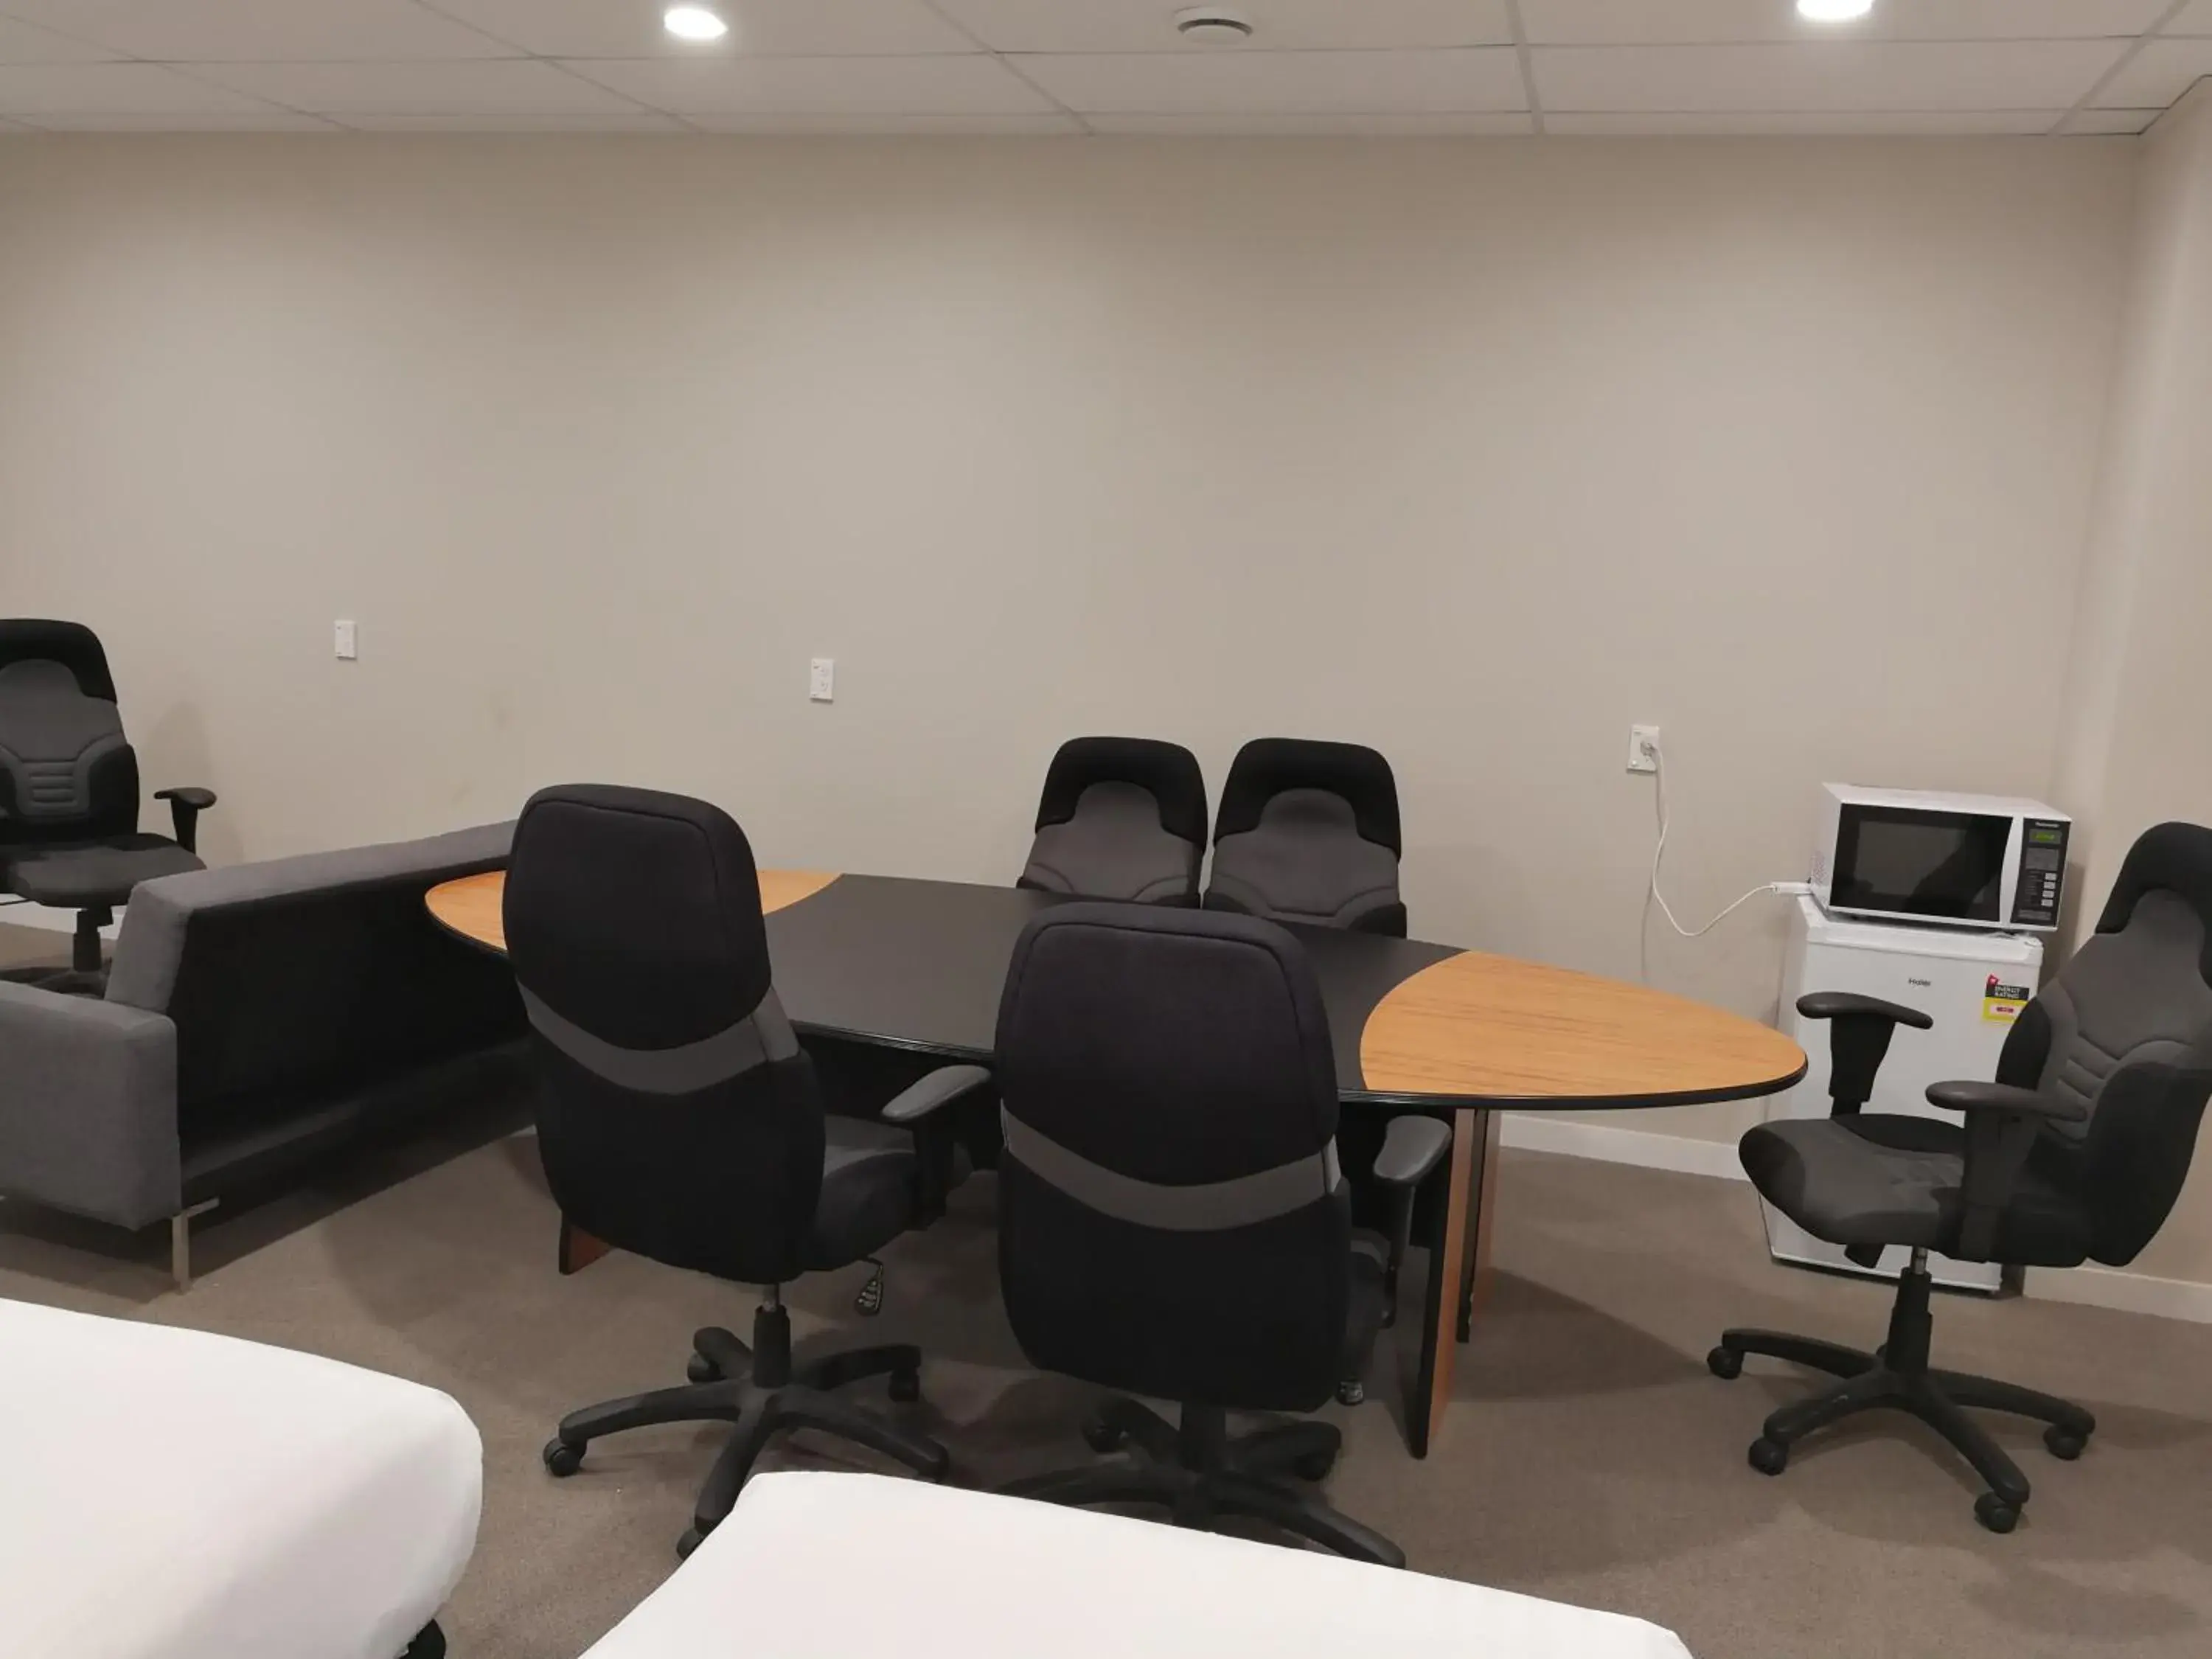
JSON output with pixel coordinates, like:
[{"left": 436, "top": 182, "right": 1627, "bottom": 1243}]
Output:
[{"left": 1764, "top": 900, "right": 2042, "bottom": 1293}]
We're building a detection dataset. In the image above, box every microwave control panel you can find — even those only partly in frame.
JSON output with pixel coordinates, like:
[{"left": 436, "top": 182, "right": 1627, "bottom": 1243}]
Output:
[{"left": 2011, "top": 818, "right": 2070, "bottom": 928}]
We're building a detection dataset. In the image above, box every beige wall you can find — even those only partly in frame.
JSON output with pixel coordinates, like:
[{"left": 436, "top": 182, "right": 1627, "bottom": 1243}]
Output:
[
  {"left": 2050, "top": 86, "right": 2212, "bottom": 1287},
  {"left": 1, "top": 136, "right": 2134, "bottom": 1156}
]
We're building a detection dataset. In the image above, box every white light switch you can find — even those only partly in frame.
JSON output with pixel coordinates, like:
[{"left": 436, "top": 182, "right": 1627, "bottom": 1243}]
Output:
[
  {"left": 809, "top": 657, "right": 835, "bottom": 703},
  {"left": 335, "top": 619, "right": 358, "bottom": 661}
]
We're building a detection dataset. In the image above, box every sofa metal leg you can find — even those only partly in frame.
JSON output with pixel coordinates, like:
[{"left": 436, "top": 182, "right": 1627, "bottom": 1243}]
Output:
[{"left": 170, "top": 1200, "right": 218, "bottom": 1292}]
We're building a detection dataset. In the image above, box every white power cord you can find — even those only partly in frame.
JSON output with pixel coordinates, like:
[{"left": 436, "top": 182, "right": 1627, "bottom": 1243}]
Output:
[{"left": 1645, "top": 736, "right": 1810, "bottom": 942}]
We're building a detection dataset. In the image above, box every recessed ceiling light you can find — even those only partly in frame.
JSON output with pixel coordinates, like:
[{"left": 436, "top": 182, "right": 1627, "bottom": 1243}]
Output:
[
  {"left": 664, "top": 5, "right": 729, "bottom": 42},
  {"left": 1174, "top": 7, "right": 1256, "bottom": 44},
  {"left": 1797, "top": 0, "right": 1875, "bottom": 20}
]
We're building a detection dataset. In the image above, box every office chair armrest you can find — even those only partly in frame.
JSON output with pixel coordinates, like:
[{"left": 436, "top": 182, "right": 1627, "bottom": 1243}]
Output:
[
  {"left": 1795, "top": 991, "right": 1935, "bottom": 1029},
  {"left": 1797, "top": 992, "right": 1934, "bottom": 1116},
  {"left": 882, "top": 1064, "right": 992, "bottom": 1225},
  {"left": 1930, "top": 1080, "right": 2086, "bottom": 1261},
  {"left": 154, "top": 787, "right": 218, "bottom": 854},
  {"left": 1368, "top": 1115, "right": 1452, "bottom": 1329},
  {"left": 880, "top": 1064, "right": 992, "bottom": 1124},
  {"left": 1925, "top": 1079, "right": 2087, "bottom": 1124},
  {"left": 1371, "top": 1114, "right": 1451, "bottom": 1186}
]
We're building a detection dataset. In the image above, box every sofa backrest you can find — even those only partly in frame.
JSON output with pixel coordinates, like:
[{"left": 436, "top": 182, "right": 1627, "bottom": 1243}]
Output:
[{"left": 106, "top": 822, "right": 523, "bottom": 1113}]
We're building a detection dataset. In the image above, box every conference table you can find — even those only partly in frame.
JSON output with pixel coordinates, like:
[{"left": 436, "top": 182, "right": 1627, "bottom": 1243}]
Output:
[{"left": 427, "top": 869, "right": 1804, "bottom": 1458}]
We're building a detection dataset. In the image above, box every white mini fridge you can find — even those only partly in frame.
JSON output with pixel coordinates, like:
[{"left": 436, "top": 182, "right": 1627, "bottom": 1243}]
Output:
[{"left": 1765, "top": 896, "right": 2043, "bottom": 1293}]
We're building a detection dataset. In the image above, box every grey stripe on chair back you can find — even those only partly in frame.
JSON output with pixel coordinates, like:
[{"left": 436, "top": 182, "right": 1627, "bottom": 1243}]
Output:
[{"left": 992, "top": 902, "right": 1353, "bottom": 1412}]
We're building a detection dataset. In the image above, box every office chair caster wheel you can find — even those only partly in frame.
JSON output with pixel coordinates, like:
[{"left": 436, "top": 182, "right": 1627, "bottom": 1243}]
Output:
[
  {"left": 676, "top": 1525, "right": 706, "bottom": 1559},
  {"left": 888, "top": 1366, "right": 922, "bottom": 1405},
  {"left": 1706, "top": 1346, "right": 1742, "bottom": 1380},
  {"left": 1335, "top": 1379, "right": 1365, "bottom": 1406},
  {"left": 1975, "top": 1494, "right": 2019, "bottom": 1534},
  {"left": 542, "top": 1437, "right": 585, "bottom": 1478},
  {"left": 686, "top": 1353, "right": 720, "bottom": 1384},
  {"left": 1747, "top": 1437, "right": 1788, "bottom": 1476},
  {"left": 1291, "top": 1448, "right": 1338, "bottom": 1482},
  {"left": 2044, "top": 1427, "right": 2086, "bottom": 1461}
]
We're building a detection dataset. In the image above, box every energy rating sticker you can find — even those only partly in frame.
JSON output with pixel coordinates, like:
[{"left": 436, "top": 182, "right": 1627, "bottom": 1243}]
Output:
[{"left": 1983, "top": 975, "right": 2031, "bottom": 1023}]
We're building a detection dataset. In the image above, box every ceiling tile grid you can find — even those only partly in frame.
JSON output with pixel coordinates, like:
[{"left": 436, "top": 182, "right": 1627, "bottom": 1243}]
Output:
[{"left": 0, "top": 0, "right": 2203, "bottom": 134}]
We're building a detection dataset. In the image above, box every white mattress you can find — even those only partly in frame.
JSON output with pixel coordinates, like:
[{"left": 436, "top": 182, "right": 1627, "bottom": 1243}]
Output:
[
  {"left": 582, "top": 1471, "right": 1694, "bottom": 1658},
  {"left": 0, "top": 1297, "right": 481, "bottom": 1659}
]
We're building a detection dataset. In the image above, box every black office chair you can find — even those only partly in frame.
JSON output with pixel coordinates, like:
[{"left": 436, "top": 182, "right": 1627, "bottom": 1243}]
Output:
[
  {"left": 0, "top": 620, "right": 215, "bottom": 989},
  {"left": 1015, "top": 736, "right": 1207, "bottom": 905},
  {"left": 992, "top": 902, "right": 1449, "bottom": 1565},
  {"left": 1712, "top": 821, "right": 2212, "bottom": 1532},
  {"left": 509, "top": 784, "right": 990, "bottom": 1557},
  {"left": 1204, "top": 738, "right": 1405, "bottom": 936}
]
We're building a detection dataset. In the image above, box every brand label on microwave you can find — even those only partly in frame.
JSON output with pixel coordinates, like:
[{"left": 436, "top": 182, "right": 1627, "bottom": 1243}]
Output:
[{"left": 1983, "top": 976, "right": 2031, "bottom": 1023}]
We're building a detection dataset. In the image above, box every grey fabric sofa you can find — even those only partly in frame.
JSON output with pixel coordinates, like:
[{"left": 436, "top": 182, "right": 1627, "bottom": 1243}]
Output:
[{"left": 0, "top": 821, "right": 526, "bottom": 1286}]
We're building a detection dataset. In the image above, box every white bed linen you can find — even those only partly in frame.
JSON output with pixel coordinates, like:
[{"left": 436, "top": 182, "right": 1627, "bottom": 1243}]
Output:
[
  {"left": 0, "top": 1296, "right": 481, "bottom": 1659},
  {"left": 581, "top": 1470, "right": 1694, "bottom": 1658}
]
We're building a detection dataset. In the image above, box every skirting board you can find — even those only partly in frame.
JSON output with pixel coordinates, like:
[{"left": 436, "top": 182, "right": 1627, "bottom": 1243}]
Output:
[
  {"left": 1498, "top": 1112, "right": 1747, "bottom": 1183},
  {"left": 1498, "top": 1111, "right": 2212, "bottom": 1326},
  {"left": 2021, "top": 1264, "right": 2212, "bottom": 1324}
]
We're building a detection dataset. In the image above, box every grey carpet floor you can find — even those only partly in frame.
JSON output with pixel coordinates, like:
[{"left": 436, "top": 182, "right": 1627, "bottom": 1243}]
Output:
[{"left": 7, "top": 1113, "right": 2212, "bottom": 1659}]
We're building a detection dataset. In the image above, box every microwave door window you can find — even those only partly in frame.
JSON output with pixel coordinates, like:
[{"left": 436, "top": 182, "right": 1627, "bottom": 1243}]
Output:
[{"left": 1834, "top": 810, "right": 2006, "bottom": 923}]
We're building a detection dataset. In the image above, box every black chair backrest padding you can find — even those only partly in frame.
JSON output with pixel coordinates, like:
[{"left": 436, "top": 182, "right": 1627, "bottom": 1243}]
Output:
[
  {"left": 506, "top": 784, "right": 828, "bottom": 1285},
  {"left": 1017, "top": 737, "right": 1207, "bottom": 905},
  {"left": 994, "top": 903, "right": 1351, "bottom": 1413},
  {"left": 2008, "top": 822, "right": 2212, "bottom": 1265},
  {"left": 0, "top": 619, "right": 139, "bottom": 845},
  {"left": 1205, "top": 738, "right": 1405, "bottom": 936}
]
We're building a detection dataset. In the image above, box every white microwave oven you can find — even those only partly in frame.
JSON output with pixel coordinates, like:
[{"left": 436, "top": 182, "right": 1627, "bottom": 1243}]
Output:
[{"left": 1812, "top": 785, "right": 2070, "bottom": 933}]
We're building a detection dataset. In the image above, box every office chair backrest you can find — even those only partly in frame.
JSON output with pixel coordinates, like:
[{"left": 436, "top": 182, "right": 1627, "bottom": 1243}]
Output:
[
  {"left": 0, "top": 619, "right": 139, "bottom": 846},
  {"left": 1016, "top": 737, "right": 1207, "bottom": 905},
  {"left": 2008, "top": 822, "right": 2212, "bottom": 1265},
  {"left": 995, "top": 903, "right": 1351, "bottom": 1412},
  {"left": 1206, "top": 737, "right": 1405, "bottom": 936},
  {"left": 506, "top": 785, "right": 827, "bottom": 1285}
]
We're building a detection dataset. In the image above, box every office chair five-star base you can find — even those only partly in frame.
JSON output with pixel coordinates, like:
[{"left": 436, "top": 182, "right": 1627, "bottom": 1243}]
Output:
[
  {"left": 1002, "top": 1397, "right": 1405, "bottom": 1568},
  {"left": 542, "top": 1293, "right": 949, "bottom": 1559},
  {"left": 1709, "top": 1251, "right": 2094, "bottom": 1534}
]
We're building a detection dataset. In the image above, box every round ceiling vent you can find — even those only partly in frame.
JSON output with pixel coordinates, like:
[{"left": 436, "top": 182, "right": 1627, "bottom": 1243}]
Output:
[{"left": 1173, "top": 7, "right": 1256, "bottom": 44}]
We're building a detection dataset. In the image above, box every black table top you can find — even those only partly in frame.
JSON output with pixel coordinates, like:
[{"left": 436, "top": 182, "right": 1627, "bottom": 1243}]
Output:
[{"left": 765, "top": 874, "right": 1458, "bottom": 1106}]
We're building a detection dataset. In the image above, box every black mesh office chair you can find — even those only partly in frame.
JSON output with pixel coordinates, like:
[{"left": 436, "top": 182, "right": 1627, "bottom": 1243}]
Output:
[
  {"left": 1204, "top": 739, "right": 1405, "bottom": 936},
  {"left": 0, "top": 620, "right": 215, "bottom": 989},
  {"left": 993, "top": 903, "right": 1448, "bottom": 1565},
  {"left": 509, "top": 785, "right": 990, "bottom": 1557},
  {"left": 1015, "top": 737, "right": 1207, "bottom": 905},
  {"left": 1712, "top": 821, "right": 2212, "bottom": 1531}
]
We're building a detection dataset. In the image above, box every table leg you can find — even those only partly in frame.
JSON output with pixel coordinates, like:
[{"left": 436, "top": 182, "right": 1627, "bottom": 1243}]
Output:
[
  {"left": 1408, "top": 1107, "right": 1479, "bottom": 1458},
  {"left": 559, "top": 1217, "right": 611, "bottom": 1275},
  {"left": 1458, "top": 1108, "right": 1502, "bottom": 1342}
]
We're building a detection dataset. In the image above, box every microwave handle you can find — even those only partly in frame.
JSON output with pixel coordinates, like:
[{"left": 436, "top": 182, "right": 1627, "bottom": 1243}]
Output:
[{"left": 1795, "top": 992, "right": 1935, "bottom": 1116}]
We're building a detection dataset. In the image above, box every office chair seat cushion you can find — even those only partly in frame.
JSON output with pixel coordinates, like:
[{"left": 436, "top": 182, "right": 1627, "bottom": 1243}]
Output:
[
  {"left": 804, "top": 1115, "right": 919, "bottom": 1270},
  {"left": 6, "top": 836, "right": 202, "bottom": 906},
  {"left": 1741, "top": 1115, "right": 2091, "bottom": 1267}
]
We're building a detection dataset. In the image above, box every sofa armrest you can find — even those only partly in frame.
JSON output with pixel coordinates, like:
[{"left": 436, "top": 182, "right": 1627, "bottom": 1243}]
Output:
[{"left": 0, "top": 982, "right": 180, "bottom": 1229}]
